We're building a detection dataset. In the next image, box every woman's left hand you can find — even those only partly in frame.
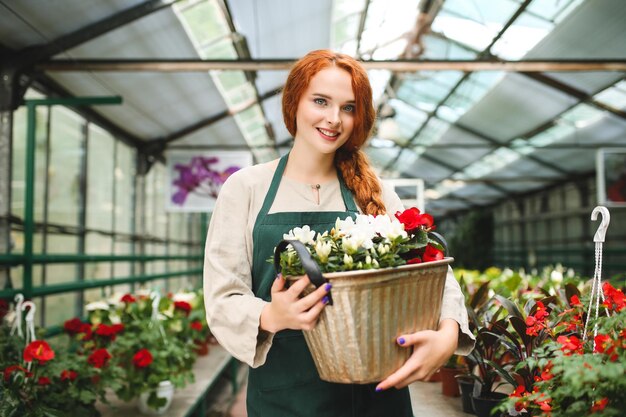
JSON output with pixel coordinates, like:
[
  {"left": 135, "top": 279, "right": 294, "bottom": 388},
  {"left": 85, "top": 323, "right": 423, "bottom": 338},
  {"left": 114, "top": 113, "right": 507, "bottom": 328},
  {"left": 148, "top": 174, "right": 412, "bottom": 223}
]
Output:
[{"left": 375, "top": 319, "right": 459, "bottom": 391}]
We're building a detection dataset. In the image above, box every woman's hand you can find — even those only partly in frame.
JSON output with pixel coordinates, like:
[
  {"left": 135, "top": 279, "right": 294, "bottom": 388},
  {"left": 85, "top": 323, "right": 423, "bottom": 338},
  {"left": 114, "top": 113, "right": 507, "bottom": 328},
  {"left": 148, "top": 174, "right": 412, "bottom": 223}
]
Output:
[
  {"left": 259, "top": 274, "right": 331, "bottom": 333},
  {"left": 375, "top": 319, "right": 459, "bottom": 391}
]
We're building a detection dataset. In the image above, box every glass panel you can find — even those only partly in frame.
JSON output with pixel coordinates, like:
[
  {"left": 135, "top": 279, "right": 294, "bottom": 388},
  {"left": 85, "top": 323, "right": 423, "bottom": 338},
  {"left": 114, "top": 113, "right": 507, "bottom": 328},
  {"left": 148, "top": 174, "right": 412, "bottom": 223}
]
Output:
[
  {"left": 115, "top": 142, "right": 134, "bottom": 234},
  {"left": 85, "top": 234, "right": 112, "bottom": 279},
  {"left": 358, "top": 0, "right": 418, "bottom": 58},
  {"left": 12, "top": 102, "right": 48, "bottom": 224},
  {"left": 332, "top": 13, "right": 361, "bottom": 46},
  {"left": 491, "top": 12, "right": 553, "bottom": 59},
  {"left": 176, "top": 0, "right": 229, "bottom": 46},
  {"left": 43, "top": 292, "right": 78, "bottom": 326},
  {"left": 432, "top": 0, "right": 520, "bottom": 51},
  {"left": 87, "top": 124, "right": 114, "bottom": 231},
  {"left": 594, "top": 81, "right": 626, "bottom": 110},
  {"left": 421, "top": 35, "right": 477, "bottom": 60},
  {"left": 48, "top": 107, "right": 83, "bottom": 227},
  {"left": 199, "top": 36, "right": 238, "bottom": 59}
]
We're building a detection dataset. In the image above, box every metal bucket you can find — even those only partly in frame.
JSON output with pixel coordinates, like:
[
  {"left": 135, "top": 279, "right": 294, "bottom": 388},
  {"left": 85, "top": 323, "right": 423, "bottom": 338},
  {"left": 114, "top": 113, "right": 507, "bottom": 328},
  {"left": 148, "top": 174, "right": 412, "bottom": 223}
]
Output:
[{"left": 284, "top": 255, "right": 452, "bottom": 383}]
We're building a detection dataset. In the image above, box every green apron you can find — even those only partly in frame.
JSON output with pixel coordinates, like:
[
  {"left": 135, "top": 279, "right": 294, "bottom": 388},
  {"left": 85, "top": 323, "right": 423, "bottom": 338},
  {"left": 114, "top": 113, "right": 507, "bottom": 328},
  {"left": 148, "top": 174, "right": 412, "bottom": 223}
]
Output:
[{"left": 247, "top": 153, "right": 414, "bottom": 417}]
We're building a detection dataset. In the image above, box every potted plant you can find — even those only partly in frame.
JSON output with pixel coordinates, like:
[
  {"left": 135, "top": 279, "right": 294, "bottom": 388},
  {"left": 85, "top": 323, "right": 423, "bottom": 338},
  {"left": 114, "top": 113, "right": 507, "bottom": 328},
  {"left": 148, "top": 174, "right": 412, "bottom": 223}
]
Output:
[
  {"left": 500, "top": 282, "right": 626, "bottom": 416},
  {"left": 440, "top": 354, "right": 468, "bottom": 397},
  {"left": 275, "top": 208, "right": 452, "bottom": 384}
]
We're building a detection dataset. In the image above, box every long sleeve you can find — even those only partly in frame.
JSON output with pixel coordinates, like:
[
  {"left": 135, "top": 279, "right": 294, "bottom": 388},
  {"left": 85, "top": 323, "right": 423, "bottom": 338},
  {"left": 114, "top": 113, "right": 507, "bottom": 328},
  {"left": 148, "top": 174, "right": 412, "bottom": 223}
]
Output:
[{"left": 203, "top": 170, "right": 274, "bottom": 367}]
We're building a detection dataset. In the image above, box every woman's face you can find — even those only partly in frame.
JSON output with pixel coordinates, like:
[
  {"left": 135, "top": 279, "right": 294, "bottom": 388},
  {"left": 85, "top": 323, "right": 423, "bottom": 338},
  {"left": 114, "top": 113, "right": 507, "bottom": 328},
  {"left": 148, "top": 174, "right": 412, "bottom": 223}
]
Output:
[{"left": 294, "top": 66, "right": 355, "bottom": 155}]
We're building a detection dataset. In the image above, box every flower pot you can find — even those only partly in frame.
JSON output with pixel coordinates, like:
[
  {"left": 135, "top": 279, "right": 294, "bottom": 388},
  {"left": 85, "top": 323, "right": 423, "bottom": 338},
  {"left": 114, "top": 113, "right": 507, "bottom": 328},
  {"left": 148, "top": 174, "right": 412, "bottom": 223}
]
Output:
[
  {"left": 285, "top": 258, "right": 453, "bottom": 383},
  {"left": 194, "top": 339, "right": 210, "bottom": 356},
  {"left": 456, "top": 376, "right": 475, "bottom": 414},
  {"left": 440, "top": 366, "right": 464, "bottom": 396},
  {"left": 471, "top": 392, "right": 507, "bottom": 417},
  {"left": 137, "top": 380, "right": 174, "bottom": 415}
]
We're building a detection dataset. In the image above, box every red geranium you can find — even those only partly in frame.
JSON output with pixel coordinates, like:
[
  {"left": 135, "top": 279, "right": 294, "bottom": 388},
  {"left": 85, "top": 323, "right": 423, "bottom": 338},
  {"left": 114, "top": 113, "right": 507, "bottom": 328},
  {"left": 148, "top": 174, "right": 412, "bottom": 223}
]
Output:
[
  {"left": 121, "top": 293, "right": 136, "bottom": 303},
  {"left": 88, "top": 348, "right": 111, "bottom": 368},
  {"left": 64, "top": 317, "right": 85, "bottom": 335},
  {"left": 174, "top": 301, "right": 192, "bottom": 315},
  {"left": 591, "top": 397, "right": 609, "bottom": 412},
  {"left": 3, "top": 365, "right": 31, "bottom": 382},
  {"left": 95, "top": 323, "right": 125, "bottom": 340},
  {"left": 556, "top": 335, "right": 583, "bottom": 356},
  {"left": 60, "top": 369, "right": 78, "bottom": 381},
  {"left": 422, "top": 244, "right": 443, "bottom": 262},
  {"left": 132, "top": 348, "right": 153, "bottom": 368},
  {"left": 602, "top": 282, "right": 625, "bottom": 312},
  {"left": 191, "top": 320, "right": 204, "bottom": 331},
  {"left": 37, "top": 376, "right": 51, "bottom": 385},
  {"left": 395, "top": 207, "right": 434, "bottom": 232},
  {"left": 23, "top": 340, "right": 55, "bottom": 364}
]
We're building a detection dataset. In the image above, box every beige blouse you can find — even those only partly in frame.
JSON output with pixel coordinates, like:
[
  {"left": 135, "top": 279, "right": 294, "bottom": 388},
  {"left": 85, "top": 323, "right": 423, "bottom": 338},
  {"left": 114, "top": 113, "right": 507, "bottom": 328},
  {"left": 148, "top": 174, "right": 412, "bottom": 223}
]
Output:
[{"left": 203, "top": 161, "right": 475, "bottom": 368}]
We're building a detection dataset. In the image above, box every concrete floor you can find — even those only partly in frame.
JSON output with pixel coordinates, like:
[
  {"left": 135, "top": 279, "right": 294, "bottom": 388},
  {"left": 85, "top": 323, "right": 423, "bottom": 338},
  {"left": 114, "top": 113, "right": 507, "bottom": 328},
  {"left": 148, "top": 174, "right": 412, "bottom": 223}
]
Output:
[{"left": 228, "top": 379, "right": 471, "bottom": 417}]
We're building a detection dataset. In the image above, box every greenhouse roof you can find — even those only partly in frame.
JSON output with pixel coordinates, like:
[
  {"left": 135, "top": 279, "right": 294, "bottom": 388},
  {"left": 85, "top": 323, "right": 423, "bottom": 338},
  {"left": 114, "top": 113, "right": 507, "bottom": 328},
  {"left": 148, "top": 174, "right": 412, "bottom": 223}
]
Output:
[{"left": 1, "top": 0, "right": 625, "bottom": 217}]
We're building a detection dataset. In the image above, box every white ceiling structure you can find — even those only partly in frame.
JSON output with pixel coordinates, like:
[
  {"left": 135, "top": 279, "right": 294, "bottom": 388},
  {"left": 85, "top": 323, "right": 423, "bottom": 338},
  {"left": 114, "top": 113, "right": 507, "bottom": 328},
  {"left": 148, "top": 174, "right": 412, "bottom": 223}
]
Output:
[{"left": 1, "top": 0, "right": 625, "bottom": 218}]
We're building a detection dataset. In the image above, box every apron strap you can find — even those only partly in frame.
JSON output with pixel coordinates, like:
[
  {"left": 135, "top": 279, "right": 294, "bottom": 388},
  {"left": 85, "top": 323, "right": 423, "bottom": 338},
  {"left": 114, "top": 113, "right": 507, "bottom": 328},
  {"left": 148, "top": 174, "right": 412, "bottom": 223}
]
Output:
[
  {"left": 254, "top": 153, "right": 289, "bottom": 226},
  {"left": 337, "top": 170, "right": 359, "bottom": 214}
]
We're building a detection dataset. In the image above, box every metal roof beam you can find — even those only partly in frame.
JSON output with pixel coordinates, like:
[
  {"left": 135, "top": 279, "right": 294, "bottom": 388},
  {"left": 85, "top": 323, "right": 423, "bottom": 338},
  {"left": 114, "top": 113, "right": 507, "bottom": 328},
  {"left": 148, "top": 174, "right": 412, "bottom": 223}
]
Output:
[
  {"left": 37, "top": 58, "right": 626, "bottom": 72},
  {"left": 16, "top": 0, "right": 182, "bottom": 67}
]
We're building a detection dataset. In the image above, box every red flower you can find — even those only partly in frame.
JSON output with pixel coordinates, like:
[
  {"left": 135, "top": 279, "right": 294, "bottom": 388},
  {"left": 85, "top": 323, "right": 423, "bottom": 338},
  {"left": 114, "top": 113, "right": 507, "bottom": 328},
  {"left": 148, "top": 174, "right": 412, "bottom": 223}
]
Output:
[
  {"left": 174, "top": 301, "right": 192, "bottom": 315},
  {"left": 395, "top": 207, "right": 434, "bottom": 232},
  {"left": 422, "top": 245, "right": 444, "bottom": 262},
  {"left": 132, "top": 349, "right": 153, "bottom": 368},
  {"left": 191, "top": 320, "right": 204, "bottom": 331},
  {"left": 526, "top": 301, "right": 550, "bottom": 336},
  {"left": 556, "top": 335, "right": 583, "bottom": 355},
  {"left": 23, "top": 340, "right": 55, "bottom": 364},
  {"left": 3, "top": 365, "right": 30, "bottom": 382},
  {"left": 64, "top": 317, "right": 85, "bottom": 335},
  {"left": 540, "top": 361, "right": 554, "bottom": 381},
  {"left": 121, "top": 293, "right": 136, "bottom": 303},
  {"left": 510, "top": 385, "right": 530, "bottom": 412},
  {"left": 88, "top": 348, "right": 111, "bottom": 368},
  {"left": 591, "top": 397, "right": 609, "bottom": 412},
  {"left": 37, "top": 376, "right": 51, "bottom": 385},
  {"left": 61, "top": 369, "right": 78, "bottom": 381},
  {"left": 570, "top": 295, "right": 582, "bottom": 307},
  {"left": 594, "top": 334, "right": 618, "bottom": 361},
  {"left": 602, "top": 282, "right": 625, "bottom": 312},
  {"left": 407, "top": 257, "right": 422, "bottom": 264},
  {"left": 95, "top": 323, "right": 125, "bottom": 340}
]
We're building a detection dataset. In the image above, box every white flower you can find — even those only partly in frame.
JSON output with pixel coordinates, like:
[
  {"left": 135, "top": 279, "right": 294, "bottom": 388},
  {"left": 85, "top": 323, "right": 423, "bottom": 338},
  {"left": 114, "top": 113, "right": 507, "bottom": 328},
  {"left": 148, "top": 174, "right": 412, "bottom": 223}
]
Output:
[
  {"left": 343, "top": 254, "right": 353, "bottom": 267},
  {"left": 172, "top": 292, "right": 196, "bottom": 303},
  {"left": 110, "top": 314, "right": 122, "bottom": 324},
  {"left": 372, "top": 215, "right": 407, "bottom": 240},
  {"left": 85, "top": 301, "right": 109, "bottom": 312},
  {"left": 315, "top": 239, "right": 332, "bottom": 263},
  {"left": 365, "top": 255, "right": 372, "bottom": 265},
  {"left": 283, "top": 225, "right": 316, "bottom": 245},
  {"left": 341, "top": 237, "right": 360, "bottom": 255},
  {"left": 550, "top": 270, "right": 563, "bottom": 283}
]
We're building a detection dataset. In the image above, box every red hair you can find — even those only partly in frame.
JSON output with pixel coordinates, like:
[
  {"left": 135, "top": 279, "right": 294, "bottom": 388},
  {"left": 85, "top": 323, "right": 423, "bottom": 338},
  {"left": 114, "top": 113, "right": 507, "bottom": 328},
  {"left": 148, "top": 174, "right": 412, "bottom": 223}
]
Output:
[{"left": 282, "top": 49, "right": 385, "bottom": 215}]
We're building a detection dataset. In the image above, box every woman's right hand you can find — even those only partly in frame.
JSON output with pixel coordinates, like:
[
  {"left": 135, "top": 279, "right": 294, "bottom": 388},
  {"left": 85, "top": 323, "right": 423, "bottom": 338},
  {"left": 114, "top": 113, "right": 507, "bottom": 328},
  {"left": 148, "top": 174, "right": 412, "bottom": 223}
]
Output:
[{"left": 259, "top": 274, "right": 331, "bottom": 333}]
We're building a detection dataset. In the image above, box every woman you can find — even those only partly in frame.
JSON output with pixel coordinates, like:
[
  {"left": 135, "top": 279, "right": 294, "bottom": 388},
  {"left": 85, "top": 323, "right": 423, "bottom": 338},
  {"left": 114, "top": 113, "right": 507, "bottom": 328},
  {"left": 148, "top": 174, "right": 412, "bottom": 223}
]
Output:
[{"left": 203, "top": 49, "right": 474, "bottom": 417}]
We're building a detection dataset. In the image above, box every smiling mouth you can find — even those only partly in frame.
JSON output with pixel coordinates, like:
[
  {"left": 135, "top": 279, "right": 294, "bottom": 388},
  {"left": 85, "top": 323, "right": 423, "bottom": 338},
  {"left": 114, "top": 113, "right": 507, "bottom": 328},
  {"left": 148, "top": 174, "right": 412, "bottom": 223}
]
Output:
[{"left": 317, "top": 128, "right": 340, "bottom": 139}]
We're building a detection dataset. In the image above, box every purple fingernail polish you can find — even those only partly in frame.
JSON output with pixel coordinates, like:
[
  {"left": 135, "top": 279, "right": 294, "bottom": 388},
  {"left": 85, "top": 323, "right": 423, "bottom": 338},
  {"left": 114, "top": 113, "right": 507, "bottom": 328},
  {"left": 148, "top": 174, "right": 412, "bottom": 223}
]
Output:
[
  {"left": 324, "top": 283, "right": 332, "bottom": 292},
  {"left": 375, "top": 387, "right": 382, "bottom": 392},
  {"left": 322, "top": 295, "right": 330, "bottom": 304},
  {"left": 398, "top": 337, "right": 406, "bottom": 345},
  {"left": 276, "top": 273, "right": 282, "bottom": 280}
]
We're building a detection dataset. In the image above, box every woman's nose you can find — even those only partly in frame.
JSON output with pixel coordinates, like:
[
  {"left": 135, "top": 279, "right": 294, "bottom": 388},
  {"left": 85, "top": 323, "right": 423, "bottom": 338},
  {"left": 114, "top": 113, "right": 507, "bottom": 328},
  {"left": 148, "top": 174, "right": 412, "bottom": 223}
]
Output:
[{"left": 326, "top": 107, "right": 341, "bottom": 126}]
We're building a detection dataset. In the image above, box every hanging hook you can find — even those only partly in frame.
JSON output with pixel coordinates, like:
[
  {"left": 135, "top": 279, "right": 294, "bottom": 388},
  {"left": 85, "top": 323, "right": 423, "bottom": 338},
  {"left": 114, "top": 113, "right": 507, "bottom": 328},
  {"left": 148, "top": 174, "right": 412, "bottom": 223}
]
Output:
[
  {"left": 591, "top": 206, "right": 610, "bottom": 243},
  {"left": 10, "top": 294, "right": 25, "bottom": 338},
  {"left": 21, "top": 301, "right": 37, "bottom": 344}
]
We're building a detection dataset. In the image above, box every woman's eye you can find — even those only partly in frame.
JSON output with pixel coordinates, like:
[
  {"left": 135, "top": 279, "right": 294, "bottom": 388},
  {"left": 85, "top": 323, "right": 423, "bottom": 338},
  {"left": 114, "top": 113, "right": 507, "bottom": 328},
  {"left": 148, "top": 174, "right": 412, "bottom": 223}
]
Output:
[
  {"left": 314, "top": 98, "right": 326, "bottom": 105},
  {"left": 343, "top": 104, "right": 355, "bottom": 112}
]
